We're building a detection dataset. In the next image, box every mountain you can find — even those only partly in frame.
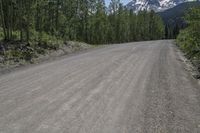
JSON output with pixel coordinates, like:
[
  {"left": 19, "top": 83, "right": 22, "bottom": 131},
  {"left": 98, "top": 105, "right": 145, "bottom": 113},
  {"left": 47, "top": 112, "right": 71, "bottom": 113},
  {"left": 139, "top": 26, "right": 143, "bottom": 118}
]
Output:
[
  {"left": 158, "top": 1, "right": 200, "bottom": 39},
  {"left": 158, "top": 1, "right": 200, "bottom": 23},
  {"left": 126, "top": 0, "right": 196, "bottom": 12}
]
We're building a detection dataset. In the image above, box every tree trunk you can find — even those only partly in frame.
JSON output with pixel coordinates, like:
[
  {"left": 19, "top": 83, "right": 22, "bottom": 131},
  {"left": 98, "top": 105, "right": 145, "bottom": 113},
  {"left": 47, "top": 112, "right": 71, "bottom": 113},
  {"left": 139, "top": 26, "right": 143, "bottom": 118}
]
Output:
[{"left": 0, "top": 0, "right": 7, "bottom": 40}]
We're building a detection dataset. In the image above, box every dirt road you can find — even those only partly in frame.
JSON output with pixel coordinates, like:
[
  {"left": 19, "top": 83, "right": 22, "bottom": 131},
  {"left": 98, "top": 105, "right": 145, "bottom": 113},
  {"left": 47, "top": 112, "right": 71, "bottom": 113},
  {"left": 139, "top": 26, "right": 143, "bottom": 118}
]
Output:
[{"left": 0, "top": 40, "right": 199, "bottom": 133}]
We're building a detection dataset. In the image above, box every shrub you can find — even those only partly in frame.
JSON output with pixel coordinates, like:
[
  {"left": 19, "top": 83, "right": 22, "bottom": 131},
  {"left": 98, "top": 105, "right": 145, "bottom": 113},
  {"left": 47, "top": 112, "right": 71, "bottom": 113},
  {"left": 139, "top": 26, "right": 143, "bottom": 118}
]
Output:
[
  {"left": 176, "top": 7, "right": 200, "bottom": 59},
  {"left": 37, "top": 32, "right": 62, "bottom": 50}
]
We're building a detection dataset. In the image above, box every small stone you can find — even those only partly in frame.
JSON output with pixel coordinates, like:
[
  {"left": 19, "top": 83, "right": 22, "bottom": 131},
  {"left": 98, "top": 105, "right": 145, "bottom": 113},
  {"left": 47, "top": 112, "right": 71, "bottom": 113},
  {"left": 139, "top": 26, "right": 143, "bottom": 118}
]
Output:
[
  {"left": 193, "top": 74, "right": 200, "bottom": 79},
  {"left": 0, "top": 56, "right": 4, "bottom": 62}
]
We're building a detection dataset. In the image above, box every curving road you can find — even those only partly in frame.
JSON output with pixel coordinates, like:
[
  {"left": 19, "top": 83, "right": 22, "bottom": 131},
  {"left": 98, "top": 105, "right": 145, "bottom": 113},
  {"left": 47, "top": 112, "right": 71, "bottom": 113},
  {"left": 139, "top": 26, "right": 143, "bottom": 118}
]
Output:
[{"left": 0, "top": 40, "right": 200, "bottom": 133}]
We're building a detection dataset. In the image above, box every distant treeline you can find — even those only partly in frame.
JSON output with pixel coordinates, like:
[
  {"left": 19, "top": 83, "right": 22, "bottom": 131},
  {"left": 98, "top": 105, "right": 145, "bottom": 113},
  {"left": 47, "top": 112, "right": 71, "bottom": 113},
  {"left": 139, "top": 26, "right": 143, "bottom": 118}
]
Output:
[{"left": 0, "top": 0, "right": 164, "bottom": 44}]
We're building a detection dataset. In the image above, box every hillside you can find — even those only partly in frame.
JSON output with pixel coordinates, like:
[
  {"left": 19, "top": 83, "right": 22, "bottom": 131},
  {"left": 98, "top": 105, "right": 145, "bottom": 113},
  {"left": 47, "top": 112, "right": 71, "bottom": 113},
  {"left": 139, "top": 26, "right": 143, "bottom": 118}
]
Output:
[
  {"left": 158, "top": 1, "right": 200, "bottom": 23},
  {"left": 156, "top": 1, "right": 200, "bottom": 38}
]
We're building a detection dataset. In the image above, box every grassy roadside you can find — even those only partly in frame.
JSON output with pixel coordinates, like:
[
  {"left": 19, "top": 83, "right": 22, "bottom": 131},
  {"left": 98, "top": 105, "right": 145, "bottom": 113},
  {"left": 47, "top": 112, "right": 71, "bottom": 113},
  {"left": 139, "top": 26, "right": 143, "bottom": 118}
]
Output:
[
  {"left": 0, "top": 40, "right": 94, "bottom": 71},
  {"left": 176, "top": 7, "right": 200, "bottom": 79},
  {"left": 176, "top": 31, "right": 200, "bottom": 79}
]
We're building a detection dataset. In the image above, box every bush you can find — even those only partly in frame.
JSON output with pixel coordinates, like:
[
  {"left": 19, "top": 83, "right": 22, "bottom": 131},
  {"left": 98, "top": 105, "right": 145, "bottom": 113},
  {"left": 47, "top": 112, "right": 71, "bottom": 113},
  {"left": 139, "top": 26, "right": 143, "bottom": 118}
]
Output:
[
  {"left": 36, "top": 32, "right": 62, "bottom": 50},
  {"left": 177, "top": 29, "right": 200, "bottom": 59},
  {"left": 176, "top": 7, "right": 200, "bottom": 59}
]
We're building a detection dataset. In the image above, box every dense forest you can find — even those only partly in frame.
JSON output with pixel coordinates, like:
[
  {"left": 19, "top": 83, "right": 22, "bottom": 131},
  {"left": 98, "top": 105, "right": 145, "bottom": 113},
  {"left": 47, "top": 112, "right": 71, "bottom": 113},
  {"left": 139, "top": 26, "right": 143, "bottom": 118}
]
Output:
[
  {"left": 0, "top": 0, "right": 164, "bottom": 45},
  {"left": 177, "top": 7, "right": 200, "bottom": 71}
]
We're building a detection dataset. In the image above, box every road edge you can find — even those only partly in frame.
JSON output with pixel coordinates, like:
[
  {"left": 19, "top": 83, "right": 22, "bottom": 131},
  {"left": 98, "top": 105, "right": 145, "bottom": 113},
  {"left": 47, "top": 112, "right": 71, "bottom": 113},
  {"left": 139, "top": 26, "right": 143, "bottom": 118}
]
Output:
[
  {"left": 174, "top": 43, "right": 200, "bottom": 85},
  {"left": 0, "top": 45, "right": 107, "bottom": 77}
]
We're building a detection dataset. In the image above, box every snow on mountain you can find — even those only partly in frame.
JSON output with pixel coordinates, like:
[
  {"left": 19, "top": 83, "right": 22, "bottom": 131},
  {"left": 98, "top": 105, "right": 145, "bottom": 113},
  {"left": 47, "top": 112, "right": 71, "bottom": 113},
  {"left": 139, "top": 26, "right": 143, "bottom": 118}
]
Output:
[{"left": 126, "top": 0, "right": 196, "bottom": 12}]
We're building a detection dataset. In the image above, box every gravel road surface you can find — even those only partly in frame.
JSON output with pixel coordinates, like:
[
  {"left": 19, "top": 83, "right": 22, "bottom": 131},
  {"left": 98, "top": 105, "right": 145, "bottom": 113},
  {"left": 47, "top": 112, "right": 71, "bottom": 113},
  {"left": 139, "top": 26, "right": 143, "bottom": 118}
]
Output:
[{"left": 0, "top": 40, "right": 200, "bottom": 133}]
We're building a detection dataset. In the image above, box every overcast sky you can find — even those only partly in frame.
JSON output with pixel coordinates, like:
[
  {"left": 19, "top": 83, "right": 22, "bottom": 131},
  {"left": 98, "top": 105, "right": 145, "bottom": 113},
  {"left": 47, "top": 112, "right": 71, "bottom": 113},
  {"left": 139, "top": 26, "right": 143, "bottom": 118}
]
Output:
[{"left": 105, "top": 0, "right": 131, "bottom": 6}]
